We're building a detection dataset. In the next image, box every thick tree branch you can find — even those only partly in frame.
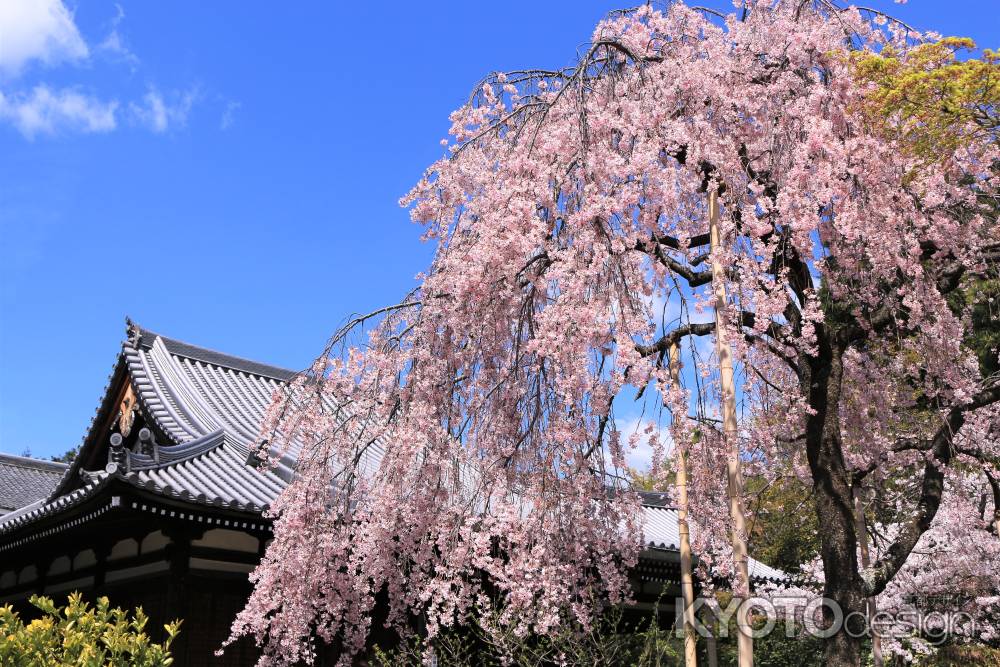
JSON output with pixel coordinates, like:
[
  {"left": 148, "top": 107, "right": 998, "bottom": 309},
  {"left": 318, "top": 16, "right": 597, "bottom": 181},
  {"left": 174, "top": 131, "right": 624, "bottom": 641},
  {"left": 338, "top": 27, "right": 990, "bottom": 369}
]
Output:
[
  {"left": 863, "top": 383, "right": 1000, "bottom": 596},
  {"left": 635, "top": 322, "right": 715, "bottom": 358},
  {"left": 636, "top": 238, "right": 715, "bottom": 286},
  {"left": 986, "top": 471, "right": 1000, "bottom": 536},
  {"left": 648, "top": 232, "right": 712, "bottom": 251}
]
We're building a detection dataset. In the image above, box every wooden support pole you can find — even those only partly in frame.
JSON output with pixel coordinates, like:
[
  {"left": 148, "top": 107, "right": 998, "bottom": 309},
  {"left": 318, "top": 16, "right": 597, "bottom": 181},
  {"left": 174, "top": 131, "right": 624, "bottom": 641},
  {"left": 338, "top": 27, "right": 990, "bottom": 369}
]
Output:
[
  {"left": 670, "top": 343, "right": 698, "bottom": 667},
  {"left": 93, "top": 542, "right": 110, "bottom": 591},
  {"left": 164, "top": 526, "right": 195, "bottom": 663},
  {"left": 709, "top": 188, "right": 753, "bottom": 667},
  {"left": 854, "top": 487, "right": 883, "bottom": 667}
]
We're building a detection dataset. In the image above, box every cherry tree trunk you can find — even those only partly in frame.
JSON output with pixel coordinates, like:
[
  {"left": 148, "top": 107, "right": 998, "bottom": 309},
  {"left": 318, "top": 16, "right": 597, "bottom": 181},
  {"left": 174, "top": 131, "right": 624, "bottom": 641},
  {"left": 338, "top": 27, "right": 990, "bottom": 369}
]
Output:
[
  {"left": 700, "top": 605, "right": 720, "bottom": 667},
  {"left": 804, "top": 338, "right": 868, "bottom": 667},
  {"left": 854, "top": 489, "right": 883, "bottom": 667},
  {"left": 988, "top": 474, "right": 1000, "bottom": 537}
]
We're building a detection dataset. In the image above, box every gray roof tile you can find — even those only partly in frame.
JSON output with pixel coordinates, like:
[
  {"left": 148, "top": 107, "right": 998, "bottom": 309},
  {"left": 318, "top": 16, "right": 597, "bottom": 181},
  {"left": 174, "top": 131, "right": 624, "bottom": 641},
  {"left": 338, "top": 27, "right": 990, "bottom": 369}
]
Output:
[
  {"left": 0, "top": 472, "right": 110, "bottom": 535},
  {"left": 131, "top": 324, "right": 297, "bottom": 382},
  {"left": 0, "top": 454, "right": 68, "bottom": 514}
]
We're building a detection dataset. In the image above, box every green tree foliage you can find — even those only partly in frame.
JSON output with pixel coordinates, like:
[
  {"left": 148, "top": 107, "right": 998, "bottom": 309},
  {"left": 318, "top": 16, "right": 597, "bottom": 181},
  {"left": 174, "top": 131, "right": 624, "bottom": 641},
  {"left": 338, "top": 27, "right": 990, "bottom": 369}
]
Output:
[
  {"left": 746, "top": 475, "right": 821, "bottom": 576},
  {"left": 852, "top": 38, "right": 1000, "bottom": 379},
  {"left": 49, "top": 446, "right": 79, "bottom": 464},
  {"left": 715, "top": 618, "right": 827, "bottom": 667},
  {"left": 372, "top": 605, "right": 682, "bottom": 667},
  {"left": 851, "top": 38, "right": 999, "bottom": 166},
  {"left": 0, "top": 593, "right": 180, "bottom": 667}
]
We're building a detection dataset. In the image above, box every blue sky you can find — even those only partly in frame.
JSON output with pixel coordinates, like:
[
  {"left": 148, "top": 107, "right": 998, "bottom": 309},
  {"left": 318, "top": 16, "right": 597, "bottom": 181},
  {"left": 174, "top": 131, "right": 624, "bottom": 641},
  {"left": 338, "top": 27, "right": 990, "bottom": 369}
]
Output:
[{"left": 1, "top": 0, "right": 996, "bottom": 459}]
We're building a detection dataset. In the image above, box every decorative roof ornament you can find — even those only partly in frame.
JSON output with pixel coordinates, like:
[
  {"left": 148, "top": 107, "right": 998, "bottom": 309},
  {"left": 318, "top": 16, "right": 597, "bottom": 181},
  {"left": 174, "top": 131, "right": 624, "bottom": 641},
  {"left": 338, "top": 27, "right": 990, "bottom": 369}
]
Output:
[
  {"left": 138, "top": 427, "right": 159, "bottom": 464},
  {"left": 125, "top": 317, "right": 142, "bottom": 348},
  {"left": 79, "top": 469, "right": 103, "bottom": 483},
  {"left": 116, "top": 384, "right": 137, "bottom": 437},
  {"left": 108, "top": 433, "right": 127, "bottom": 473}
]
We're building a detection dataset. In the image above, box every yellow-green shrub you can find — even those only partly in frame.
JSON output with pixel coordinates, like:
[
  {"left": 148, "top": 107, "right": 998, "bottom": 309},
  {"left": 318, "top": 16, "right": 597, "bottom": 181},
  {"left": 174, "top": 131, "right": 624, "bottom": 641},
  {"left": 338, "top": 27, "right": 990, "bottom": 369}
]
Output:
[{"left": 0, "top": 592, "right": 180, "bottom": 666}]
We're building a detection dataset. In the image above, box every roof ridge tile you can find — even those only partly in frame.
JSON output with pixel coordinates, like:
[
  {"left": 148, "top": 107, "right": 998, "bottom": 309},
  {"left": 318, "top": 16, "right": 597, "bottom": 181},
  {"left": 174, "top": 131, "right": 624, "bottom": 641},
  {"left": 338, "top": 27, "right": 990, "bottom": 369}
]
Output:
[{"left": 129, "top": 321, "right": 298, "bottom": 382}]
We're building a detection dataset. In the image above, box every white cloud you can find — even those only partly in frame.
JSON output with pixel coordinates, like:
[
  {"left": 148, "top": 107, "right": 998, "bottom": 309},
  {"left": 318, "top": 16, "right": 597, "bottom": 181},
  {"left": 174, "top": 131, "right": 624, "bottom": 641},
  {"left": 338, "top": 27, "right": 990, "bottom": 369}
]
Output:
[
  {"left": 96, "top": 4, "right": 139, "bottom": 72},
  {"left": 615, "top": 415, "right": 675, "bottom": 472},
  {"left": 129, "top": 86, "right": 198, "bottom": 133},
  {"left": 0, "top": 0, "right": 88, "bottom": 78},
  {"left": 220, "top": 100, "right": 240, "bottom": 130},
  {"left": 0, "top": 3, "right": 209, "bottom": 140},
  {"left": 0, "top": 86, "right": 117, "bottom": 138}
]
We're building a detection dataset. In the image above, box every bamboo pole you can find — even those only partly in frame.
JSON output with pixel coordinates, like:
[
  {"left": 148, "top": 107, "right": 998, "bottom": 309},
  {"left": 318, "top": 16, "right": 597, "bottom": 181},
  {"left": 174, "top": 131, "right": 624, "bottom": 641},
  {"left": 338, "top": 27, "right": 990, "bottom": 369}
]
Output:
[
  {"left": 670, "top": 343, "right": 698, "bottom": 667},
  {"left": 708, "top": 188, "right": 753, "bottom": 667},
  {"left": 854, "top": 488, "right": 883, "bottom": 667}
]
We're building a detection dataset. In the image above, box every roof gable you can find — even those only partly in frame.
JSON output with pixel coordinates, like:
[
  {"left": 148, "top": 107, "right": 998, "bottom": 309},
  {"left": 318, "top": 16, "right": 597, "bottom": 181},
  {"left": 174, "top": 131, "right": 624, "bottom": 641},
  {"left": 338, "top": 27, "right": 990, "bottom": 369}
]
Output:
[
  {"left": 48, "top": 320, "right": 301, "bottom": 500},
  {"left": 124, "top": 333, "right": 288, "bottom": 447}
]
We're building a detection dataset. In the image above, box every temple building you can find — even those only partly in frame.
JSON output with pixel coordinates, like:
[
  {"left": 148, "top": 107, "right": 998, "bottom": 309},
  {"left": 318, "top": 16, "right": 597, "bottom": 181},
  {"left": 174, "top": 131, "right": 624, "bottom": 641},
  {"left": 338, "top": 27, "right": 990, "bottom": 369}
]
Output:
[{"left": 0, "top": 321, "right": 785, "bottom": 665}]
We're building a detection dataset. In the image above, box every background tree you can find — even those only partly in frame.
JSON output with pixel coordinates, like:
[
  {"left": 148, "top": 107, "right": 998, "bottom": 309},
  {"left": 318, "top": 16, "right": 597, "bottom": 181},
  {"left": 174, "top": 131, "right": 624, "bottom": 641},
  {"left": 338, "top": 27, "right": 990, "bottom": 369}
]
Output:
[
  {"left": 227, "top": 3, "right": 1000, "bottom": 666},
  {"left": 746, "top": 475, "right": 820, "bottom": 576},
  {"left": 49, "top": 446, "right": 79, "bottom": 464}
]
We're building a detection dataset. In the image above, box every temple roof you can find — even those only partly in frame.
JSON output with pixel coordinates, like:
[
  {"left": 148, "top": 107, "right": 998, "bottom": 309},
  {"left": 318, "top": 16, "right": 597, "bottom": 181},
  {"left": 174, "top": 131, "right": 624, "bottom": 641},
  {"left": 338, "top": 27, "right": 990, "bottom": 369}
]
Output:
[
  {"left": 0, "top": 454, "right": 67, "bottom": 515},
  {"left": 123, "top": 323, "right": 293, "bottom": 451},
  {"left": 1, "top": 321, "right": 300, "bottom": 536},
  {"left": 130, "top": 324, "right": 297, "bottom": 383}
]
